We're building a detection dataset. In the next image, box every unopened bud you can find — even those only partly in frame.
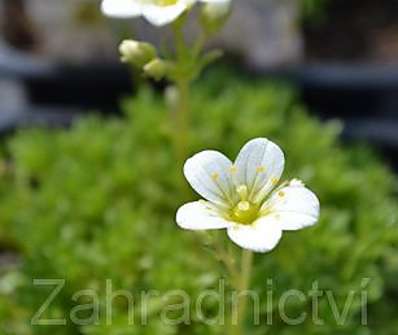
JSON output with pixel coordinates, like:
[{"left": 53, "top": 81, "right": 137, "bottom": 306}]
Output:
[
  {"left": 201, "top": 0, "right": 231, "bottom": 32},
  {"left": 119, "top": 40, "right": 156, "bottom": 67},
  {"left": 143, "top": 58, "right": 172, "bottom": 81},
  {"left": 203, "top": 1, "right": 230, "bottom": 19}
]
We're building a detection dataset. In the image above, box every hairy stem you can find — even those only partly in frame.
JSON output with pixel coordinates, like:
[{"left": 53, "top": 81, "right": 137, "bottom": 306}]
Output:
[
  {"left": 171, "top": 21, "right": 192, "bottom": 167},
  {"left": 230, "top": 249, "right": 254, "bottom": 335},
  {"left": 175, "top": 78, "right": 190, "bottom": 165}
]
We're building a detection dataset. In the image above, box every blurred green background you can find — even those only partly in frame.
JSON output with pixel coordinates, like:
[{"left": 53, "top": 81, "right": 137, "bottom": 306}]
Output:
[
  {"left": 1, "top": 0, "right": 398, "bottom": 334},
  {"left": 0, "top": 70, "right": 397, "bottom": 334}
]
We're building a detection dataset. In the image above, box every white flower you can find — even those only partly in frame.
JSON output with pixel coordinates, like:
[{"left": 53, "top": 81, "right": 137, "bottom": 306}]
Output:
[
  {"left": 176, "top": 138, "right": 320, "bottom": 253},
  {"left": 101, "top": 0, "right": 229, "bottom": 26}
]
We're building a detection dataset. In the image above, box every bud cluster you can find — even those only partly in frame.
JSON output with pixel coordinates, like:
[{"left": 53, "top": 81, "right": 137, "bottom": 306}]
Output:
[{"left": 119, "top": 40, "right": 172, "bottom": 81}]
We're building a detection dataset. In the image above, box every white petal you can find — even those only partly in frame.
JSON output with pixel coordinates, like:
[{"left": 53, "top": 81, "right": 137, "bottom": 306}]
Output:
[
  {"left": 184, "top": 150, "right": 237, "bottom": 208},
  {"left": 176, "top": 201, "right": 232, "bottom": 230},
  {"left": 101, "top": 0, "right": 141, "bottom": 18},
  {"left": 141, "top": 2, "right": 188, "bottom": 26},
  {"left": 262, "top": 181, "right": 320, "bottom": 231},
  {"left": 227, "top": 218, "right": 282, "bottom": 253},
  {"left": 234, "top": 138, "right": 285, "bottom": 203}
]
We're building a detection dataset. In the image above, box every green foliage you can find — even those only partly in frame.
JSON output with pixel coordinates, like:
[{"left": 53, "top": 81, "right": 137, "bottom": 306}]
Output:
[{"left": 0, "top": 69, "right": 397, "bottom": 334}]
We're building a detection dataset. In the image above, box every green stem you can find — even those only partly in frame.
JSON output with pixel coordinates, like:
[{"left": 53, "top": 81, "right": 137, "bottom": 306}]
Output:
[
  {"left": 192, "top": 31, "right": 208, "bottom": 59},
  {"left": 175, "top": 78, "right": 190, "bottom": 166},
  {"left": 169, "top": 21, "right": 190, "bottom": 167},
  {"left": 210, "top": 235, "right": 254, "bottom": 334},
  {"left": 212, "top": 233, "right": 239, "bottom": 286},
  {"left": 169, "top": 16, "right": 212, "bottom": 167},
  {"left": 230, "top": 249, "right": 254, "bottom": 335}
]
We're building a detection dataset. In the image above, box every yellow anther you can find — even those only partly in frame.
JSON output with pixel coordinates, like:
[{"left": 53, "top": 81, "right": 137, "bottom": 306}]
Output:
[
  {"left": 211, "top": 172, "right": 220, "bottom": 181},
  {"left": 237, "top": 201, "right": 250, "bottom": 211},
  {"left": 230, "top": 165, "right": 237, "bottom": 174},
  {"left": 271, "top": 177, "right": 279, "bottom": 185},
  {"left": 278, "top": 190, "right": 285, "bottom": 197},
  {"left": 236, "top": 185, "right": 248, "bottom": 200},
  {"left": 155, "top": 0, "right": 178, "bottom": 6},
  {"left": 256, "top": 165, "right": 266, "bottom": 173}
]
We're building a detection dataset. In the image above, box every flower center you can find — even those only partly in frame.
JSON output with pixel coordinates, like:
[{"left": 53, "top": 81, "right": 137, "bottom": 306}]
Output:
[
  {"left": 151, "top": 0, "right": 178, "bottom": 6},
  {"left": 230, "top": 185, "right": 259, "bottom": 225}
]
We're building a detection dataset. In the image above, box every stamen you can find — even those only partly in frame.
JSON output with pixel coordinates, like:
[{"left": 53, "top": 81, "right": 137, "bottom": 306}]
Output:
[
  {"left": 256, "top": 165, "right": 266, "bottom": 173},
  {"left": 200, "top": 200, "right": 229, "bottom": 216},
  {"left": 211, "top": 172, "right": 220, "bottom": 181},
  {"left": 259, "top": 206, "right": 271, "bottom": 216},
  {"left": 210, "top": 171, "right": 235, "bottom": 206},
  {"left": 237, "top": 201, "right": 250, "bottom": 211},
  {"left": 236, "top": 185, "right": 248, "bottom": 200},
  {"left": 229, "top": 165, "right": 237, "bottom": 175},
  {"left": 252, "top": 179, "right": 274, "bottom": 204},
  {"left": 229, "top": 165, "right": 239, "bottom": 187},
  {"left": 247, "top": 166, "right": 267, "bottom": 201}
]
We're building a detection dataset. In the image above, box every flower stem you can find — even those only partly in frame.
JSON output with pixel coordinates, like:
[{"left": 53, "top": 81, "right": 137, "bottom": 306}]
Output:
[
  {"left": 169, "top": 17, "right": 213, "bottom": 166},
  {"left": 174, "top": 78, "right": 190, "bottom": 166},
  {"left": 212, "top": 233, "right": 239, "bottom": 287},
  {"left": 210, "top": 234, "right": 254, "bottom": 334},
  {"left": 171, "top": 20, "right": 192, "bottom": 167},
  {"left": 230, "top": 249, "right": 253, "bottom": 335}
]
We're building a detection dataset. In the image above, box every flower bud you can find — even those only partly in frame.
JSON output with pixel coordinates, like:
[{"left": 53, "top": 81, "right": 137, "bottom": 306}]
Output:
[
  {"left": 119, "top": 40, "right": 156, "bottom": 67},
  {"left": 201, "top": 0, "right": 231, "bottom": 33},
  {"left": 143, "top": 58, "right": 172, "bottom": 81},
  {"left": 203, "top": 1, "right": 230, "bottom": 20}
]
